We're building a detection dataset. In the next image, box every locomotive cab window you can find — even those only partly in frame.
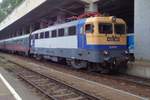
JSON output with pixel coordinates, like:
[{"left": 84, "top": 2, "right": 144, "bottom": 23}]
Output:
[
  {"left": 85, "top": 24, "right": 94, "bottom": 33},
  {"left": 52, "top": 30, "right": 57, "bottom": 38},
  {"left": 99, "top": 23, "right": 112, "bottom": 34},
  {"left": 115, "top": 24, "right": 126, "bottom": 34},
  {"left": 68, "top": 26, "right": 76, "bottom": 35},
  {"left": 58, "top": 29, "right": 64, "bottom": 37}
]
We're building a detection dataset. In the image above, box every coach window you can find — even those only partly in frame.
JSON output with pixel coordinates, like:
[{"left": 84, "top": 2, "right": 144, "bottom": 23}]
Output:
[
  {"left": 40, "top": 32, "right": 44, "bottom": 39},
  {"left": 45, "top": 31, "right": 49, "bottom": 38},
  {"left": 68, "top": 26, "right": 76, "bottom": 35},
  {"left": 35, "top": 34, "right": 38, "bottom": 39},
  {"left": 85, "top": 24, "right": 94, "bottom": 33},
  {"left": 52, "top": 30, "right": 57, "bottom": 38},
  {"left": 58, "top": 28, "right": 64, "bottom": 37}
]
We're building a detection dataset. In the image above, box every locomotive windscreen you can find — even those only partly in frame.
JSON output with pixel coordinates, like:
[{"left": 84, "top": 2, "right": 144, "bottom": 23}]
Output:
[
  {"left": 99, "top": 23, "right": 112, "bottom": 34},
  {"left": 115, "top": 24, "right": 126, "bottom": 34}
]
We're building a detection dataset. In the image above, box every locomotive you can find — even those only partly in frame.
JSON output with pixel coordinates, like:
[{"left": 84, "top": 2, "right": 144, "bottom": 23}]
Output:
[{"left": 0, "top": 15, "right": 132, "bottom": 73}]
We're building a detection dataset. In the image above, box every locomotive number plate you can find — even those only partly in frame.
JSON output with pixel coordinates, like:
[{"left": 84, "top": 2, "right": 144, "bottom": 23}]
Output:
[{"left": 107, "top": 36, "right": 120, "bottom": 42}]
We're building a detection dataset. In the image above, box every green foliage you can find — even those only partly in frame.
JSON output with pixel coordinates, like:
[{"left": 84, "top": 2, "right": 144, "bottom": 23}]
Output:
[{"left": 0, "top": 0, "right": 24, "bottom": 22}]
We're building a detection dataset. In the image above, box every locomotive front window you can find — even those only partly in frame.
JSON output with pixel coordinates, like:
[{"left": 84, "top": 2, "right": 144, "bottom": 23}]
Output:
[
  {"left": 99, "top": 23, "right": 112, "bottom": 34},
  {"left": 85, "top": 24, "right": 94, "bottom": 33},
  {"left": 115, "top": 24, "right": 125, "bottom": 34}
]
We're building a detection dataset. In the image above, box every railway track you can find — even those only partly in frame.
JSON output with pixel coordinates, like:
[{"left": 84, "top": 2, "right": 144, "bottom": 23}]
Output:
[
  {"left": 1, "top": 59, "right": 102, "bottom": 100},
  {"left": 0, "top": 53, "right": 149, "bottom": 99},
  {"left": 34, "top": 57, "right": 150, "bottom": 88},
  {"left": 31, "top": 58, "right": 150, "bottom": 88},
  {"left": 2, "top": 53, "right": 150, "bottom": 88},
  {"left": 106, "top": 74, "right": 150, "bottom": 87}
]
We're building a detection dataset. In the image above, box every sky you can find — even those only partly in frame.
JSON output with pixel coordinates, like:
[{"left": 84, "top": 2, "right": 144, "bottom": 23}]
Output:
[{"left": 0, "top": 0, "right": 2, "bottom": 3}]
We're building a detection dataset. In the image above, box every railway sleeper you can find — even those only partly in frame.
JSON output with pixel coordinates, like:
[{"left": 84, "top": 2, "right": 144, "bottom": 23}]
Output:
[
  {"left": 53, "top": 92, "right": 77, "bottom": 98},
  {"left": 66, "top": 96, "right": 84, "bottom": 100}
]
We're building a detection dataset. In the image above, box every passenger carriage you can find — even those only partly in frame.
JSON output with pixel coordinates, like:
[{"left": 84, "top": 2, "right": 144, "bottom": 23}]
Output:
[{"left": 1, "top": 35, "right": 30, "bottom": 55}]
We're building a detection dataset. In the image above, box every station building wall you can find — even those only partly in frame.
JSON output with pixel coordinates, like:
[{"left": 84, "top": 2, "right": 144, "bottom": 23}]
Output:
[{"left": 135, "top": 0, "right": 150, "bottom": 60}]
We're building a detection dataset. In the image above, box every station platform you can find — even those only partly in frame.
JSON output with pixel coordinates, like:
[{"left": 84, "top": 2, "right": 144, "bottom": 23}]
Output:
[
  {"left": 128, "top": 60, "right": 150, "bottom": 79},
  {"left": 0, "top": 67, "right": 41, "bottom": 100},
  {"left": 0, "top": 74, "right": 15, "bottom": 100}
]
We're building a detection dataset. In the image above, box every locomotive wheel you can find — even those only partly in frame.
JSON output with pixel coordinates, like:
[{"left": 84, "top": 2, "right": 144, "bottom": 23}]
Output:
[
  {"left": 70, "top": 59, "right": 87, "bottom": 69},
  {"left": 87, "top": 63, "right": 109, "bottom": 73},
  {"left": 109, "top": 63, "right": 128, "bottom": 74}
]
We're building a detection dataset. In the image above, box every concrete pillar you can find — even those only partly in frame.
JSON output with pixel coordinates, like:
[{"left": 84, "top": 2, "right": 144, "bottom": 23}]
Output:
[
  {"left": 48, "top": 20, "right": 53, "bottom": 26},
  {"left": 135, "top": 0, "right": 150, "bottom": 61},
  {"left": 9, "top": 33, "right": 12, "bottom": 38},
  {"left": 40, "top": 19, "right": 48, "bottom": 29},
  {"left": 56, "top": 12, "right": 65, "bottom": 24},
  {"left": 22, "top": 28, "right": 26, "bottom": 35},
  {"left": 34, "top": 22, "right": 40, "bottom": 30},
  {"left": 85, "top": 2, "right": 98, "bottom": 12},
  {"left": 29, "top": 24, "right": 35, "bottom": 33},
  {"left": 16, "top": 31, "right": 19, "bottom": 36}
]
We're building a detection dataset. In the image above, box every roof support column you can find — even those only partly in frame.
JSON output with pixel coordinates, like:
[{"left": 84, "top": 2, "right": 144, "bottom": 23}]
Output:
[
  {"left": 14, "top": 29, "right": 20, "bottom": 37},
  {"left": 29, "top": 24, "right": 35, "bottom": 33},
  {"left": 85, "top": 2, "right": 98, "bottom": 12},
  {"left": 22, "top": 28, "right": 26, "bottom": 35},
  {"left": 135, "top": 0, "right": 150, "bottom": 60},
  {"left": 40, "top": 19, "right": 49, "bottom": 29},
  {"left": 56, "top": 12, "right": 66, "bottom": 24}
]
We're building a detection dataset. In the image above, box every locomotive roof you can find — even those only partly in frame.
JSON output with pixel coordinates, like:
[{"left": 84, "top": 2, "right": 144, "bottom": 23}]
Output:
[{"left": 32, "top": 16, "right": 126, "bottom": 35}]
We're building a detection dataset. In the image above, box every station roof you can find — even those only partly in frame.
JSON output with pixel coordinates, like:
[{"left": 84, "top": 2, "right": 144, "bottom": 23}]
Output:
[
  {"left": 0, "top": 0, "right": 86, "bottom": 34},
  {"left": 0, "top": 0, "right": 134, "bottom": 34}
]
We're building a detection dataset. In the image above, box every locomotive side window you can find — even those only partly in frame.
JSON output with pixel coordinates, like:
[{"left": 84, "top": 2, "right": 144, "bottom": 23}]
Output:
[
  {"left": 85, "top": 24, "right": 94, "bottom": 33},
  {"left": 45, "top": 31, "right": 49, "bottom": 38},
  {"left": 40, "top": 32, "right": 44, "bottom": 39},
  {"left": 68, "top": 26, "right": 76, "bottom": 35},
  {"left": 115, "top": 24, "right": 125, "bottom": 34},
  {"left": 99, "top": 23, "right": 112, "bottom": 34},
  {"left": 58, "top": 29, "right": 64, "bottom": 37},
  {"left": 35, "top": 34, "right": 38, "bottom": 39},
  {"left": 52, "top": 30, "right": 57, "bottom": 38}
]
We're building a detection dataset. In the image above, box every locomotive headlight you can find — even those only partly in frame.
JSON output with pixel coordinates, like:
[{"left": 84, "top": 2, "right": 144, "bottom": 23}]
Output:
[
  {"left": 112, "top": 16, "right": 116, "bottom": 22},
  {"left": 125, "top": 50, "right": 129, "bottom": 54},
  {"left": 103, "top": 50, "right": 109, "bottom": 56}
]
